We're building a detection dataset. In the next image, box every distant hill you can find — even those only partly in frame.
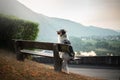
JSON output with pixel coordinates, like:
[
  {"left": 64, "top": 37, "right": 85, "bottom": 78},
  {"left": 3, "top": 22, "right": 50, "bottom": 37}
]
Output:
[{"left": 0, "top": 0, "right": 119, "bottom": 42}]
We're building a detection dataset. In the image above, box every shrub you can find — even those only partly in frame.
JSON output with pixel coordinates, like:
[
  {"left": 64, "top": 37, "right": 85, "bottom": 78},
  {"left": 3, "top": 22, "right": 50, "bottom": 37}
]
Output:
[{"left": 0, "top": 14, "right": 39, "bottom": 50}]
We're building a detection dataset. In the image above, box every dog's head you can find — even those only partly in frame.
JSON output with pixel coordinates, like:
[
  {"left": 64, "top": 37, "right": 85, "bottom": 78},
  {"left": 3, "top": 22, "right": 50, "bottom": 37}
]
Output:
[{"left": 57, "top": 29, "right": 66, "bottom": 37}]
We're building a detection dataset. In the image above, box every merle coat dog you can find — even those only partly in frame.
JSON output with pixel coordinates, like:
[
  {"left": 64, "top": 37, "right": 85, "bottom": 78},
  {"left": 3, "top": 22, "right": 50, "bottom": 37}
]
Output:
[{"left": 57, "top": 29, "right": 74, "bottom": 74}]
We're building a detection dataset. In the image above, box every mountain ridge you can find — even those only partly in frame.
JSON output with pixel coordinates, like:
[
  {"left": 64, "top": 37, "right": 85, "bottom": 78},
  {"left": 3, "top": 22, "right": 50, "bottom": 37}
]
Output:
[{"left": 0, "top": 0, "right": 119, "bottom": 42}]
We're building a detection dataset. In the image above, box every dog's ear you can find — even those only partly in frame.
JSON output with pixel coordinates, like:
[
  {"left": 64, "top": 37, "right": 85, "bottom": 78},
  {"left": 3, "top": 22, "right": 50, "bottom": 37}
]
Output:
[{"left": 60, "top": 29, "right": 66, "bottom": 34}]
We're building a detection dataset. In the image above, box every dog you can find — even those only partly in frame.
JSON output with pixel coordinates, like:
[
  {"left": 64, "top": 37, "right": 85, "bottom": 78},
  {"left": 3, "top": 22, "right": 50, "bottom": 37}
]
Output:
[{"left": 57, "top": 29, "right": 74, "bottom": 74}]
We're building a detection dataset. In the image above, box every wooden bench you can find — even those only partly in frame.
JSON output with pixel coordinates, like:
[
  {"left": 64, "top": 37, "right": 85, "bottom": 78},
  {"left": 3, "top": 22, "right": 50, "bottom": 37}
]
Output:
[{"left": 13, "top": 39, "right": 74, "bottom": 72}]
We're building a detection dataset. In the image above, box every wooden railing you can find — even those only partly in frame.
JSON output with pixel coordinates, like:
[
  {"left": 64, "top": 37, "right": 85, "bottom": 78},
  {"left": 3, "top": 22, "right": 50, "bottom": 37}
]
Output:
[{"left": 13, "top": 39, "right": 74, "bottom": 72}]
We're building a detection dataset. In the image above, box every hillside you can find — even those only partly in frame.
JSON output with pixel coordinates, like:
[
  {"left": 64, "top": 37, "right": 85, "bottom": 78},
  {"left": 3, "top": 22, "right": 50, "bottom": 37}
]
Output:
[
  {"left": 0, "top": 0, "right": 119, "bottom": 42},
  {"left": 0, "top": 49, "right": 103, "bottom": 80}
]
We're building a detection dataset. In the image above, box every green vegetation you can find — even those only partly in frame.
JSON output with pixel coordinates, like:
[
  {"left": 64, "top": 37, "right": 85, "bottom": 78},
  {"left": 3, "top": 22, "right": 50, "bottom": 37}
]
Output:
[
  {"left": 70, "top": 36, "right": 120, "bottom": 56},
  {"left": 0, "top": 14, "right": 39, "bottom": 50}
]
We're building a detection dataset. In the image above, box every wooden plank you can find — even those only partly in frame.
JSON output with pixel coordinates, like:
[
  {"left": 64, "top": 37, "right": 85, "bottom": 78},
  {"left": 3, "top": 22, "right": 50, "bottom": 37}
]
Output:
[
  {"left": 15, "top": 40, "right": 54, "bottom": 50},
  {"left": 14, "top": 40, "right": 71, "bottom": 53}
]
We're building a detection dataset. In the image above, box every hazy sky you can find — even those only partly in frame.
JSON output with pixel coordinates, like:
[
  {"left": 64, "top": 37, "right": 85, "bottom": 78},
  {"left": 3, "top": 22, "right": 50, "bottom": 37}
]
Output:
[{"left": 17, "top": 0, "right": 120, "bottom": 30}]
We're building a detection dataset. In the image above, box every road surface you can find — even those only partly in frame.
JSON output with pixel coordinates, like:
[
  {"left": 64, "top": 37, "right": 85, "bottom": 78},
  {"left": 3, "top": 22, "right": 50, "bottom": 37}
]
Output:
[{"left": 69, "top": 65, "right": 120, "bottom": 80}]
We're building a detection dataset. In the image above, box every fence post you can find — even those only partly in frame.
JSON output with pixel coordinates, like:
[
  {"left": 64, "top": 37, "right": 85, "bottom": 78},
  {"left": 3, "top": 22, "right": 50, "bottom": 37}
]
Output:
[
  {"left": 53, "top": 43, "right": 63, "bottom": 72},
  {"left": 14, "top": 40, "right": 25, "bottom": 61}
]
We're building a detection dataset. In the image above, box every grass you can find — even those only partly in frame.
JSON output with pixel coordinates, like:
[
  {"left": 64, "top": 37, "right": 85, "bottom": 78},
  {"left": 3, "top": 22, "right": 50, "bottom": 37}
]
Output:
[{"left": 0, "top": 49, "right": 104, "bottom": 80}]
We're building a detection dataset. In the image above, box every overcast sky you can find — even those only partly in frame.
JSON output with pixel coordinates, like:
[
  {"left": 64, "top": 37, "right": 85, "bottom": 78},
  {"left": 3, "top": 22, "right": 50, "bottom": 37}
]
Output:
[{"left": 17, "top": 0, "right": 120, "bottom": 30}]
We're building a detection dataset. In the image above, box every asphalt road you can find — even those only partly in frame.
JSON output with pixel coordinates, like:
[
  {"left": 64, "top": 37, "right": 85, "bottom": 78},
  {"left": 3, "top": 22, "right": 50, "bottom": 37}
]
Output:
[
  {"left": 29, "top": 50, "right": 120, "bottom": 80},
  {"left": 69, "top": 65, "right": 120, "bottom": 80}
]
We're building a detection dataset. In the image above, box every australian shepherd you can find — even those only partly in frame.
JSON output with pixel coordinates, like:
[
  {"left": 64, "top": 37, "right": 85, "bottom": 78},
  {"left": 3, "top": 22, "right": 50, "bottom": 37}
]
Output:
[{"left": 57, "top": 29, "right": 74, "bottom": 74}]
